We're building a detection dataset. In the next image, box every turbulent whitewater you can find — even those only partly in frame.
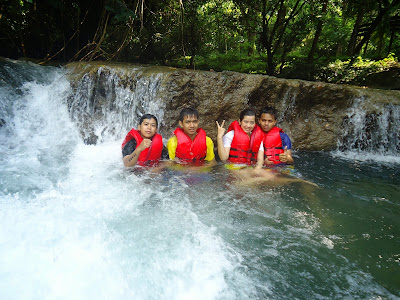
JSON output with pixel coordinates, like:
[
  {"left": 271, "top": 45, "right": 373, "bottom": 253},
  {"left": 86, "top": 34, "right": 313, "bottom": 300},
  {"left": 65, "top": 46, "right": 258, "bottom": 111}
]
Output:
[{"left": 0, "top": 59, "right": 399, "bottom": 299}]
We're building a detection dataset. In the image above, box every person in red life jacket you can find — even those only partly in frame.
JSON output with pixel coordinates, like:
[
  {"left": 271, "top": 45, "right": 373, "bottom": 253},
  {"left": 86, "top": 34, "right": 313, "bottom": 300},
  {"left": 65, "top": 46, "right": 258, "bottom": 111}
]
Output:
[
  {"left": 121, "top": 114, "right": 164, "bottom": 167},
  {"left": 167, "top": 107, "right": 216, "bottom": 166},
  {"left": 216, "top": 108, "right": 264, "bottom": 166},
  {"left": 255, "top": 106, "right": 294, "bottom": 168}
]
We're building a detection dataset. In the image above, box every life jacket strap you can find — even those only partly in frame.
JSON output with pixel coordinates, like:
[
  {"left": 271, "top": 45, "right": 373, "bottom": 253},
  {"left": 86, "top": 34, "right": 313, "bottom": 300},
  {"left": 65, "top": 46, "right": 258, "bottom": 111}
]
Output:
[{"left": 230, "top": 147, "right": 252, "bottom": 153}]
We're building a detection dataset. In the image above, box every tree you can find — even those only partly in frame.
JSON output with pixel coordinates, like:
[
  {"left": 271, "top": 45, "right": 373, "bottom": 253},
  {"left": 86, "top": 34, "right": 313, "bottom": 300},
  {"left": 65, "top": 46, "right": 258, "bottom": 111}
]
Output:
[
  {"left": 348, "top": 0, "right": 400, "bottom": 65},
  {"left": 307, "top": 0, "right": 328, "bottom": 63},
  {"left": 257, "top": 0, "right": 307, "bottom": 75}
]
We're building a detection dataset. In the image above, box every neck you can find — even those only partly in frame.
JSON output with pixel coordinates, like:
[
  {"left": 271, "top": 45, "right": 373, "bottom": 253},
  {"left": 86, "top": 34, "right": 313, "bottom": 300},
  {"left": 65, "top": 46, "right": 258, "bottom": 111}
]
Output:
[
  {"left": 188, "top": 132, "right": 197, "bottom": 140},
  {"left": 140, "top": 133, "right": 154, "bottom": 139}
]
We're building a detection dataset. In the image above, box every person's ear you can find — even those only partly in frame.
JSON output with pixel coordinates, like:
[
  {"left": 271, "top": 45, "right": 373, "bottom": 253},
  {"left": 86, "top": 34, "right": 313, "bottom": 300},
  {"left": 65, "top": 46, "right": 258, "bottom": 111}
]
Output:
[{"left": 179, "top": 121, "right": 183, "bottom": 128}]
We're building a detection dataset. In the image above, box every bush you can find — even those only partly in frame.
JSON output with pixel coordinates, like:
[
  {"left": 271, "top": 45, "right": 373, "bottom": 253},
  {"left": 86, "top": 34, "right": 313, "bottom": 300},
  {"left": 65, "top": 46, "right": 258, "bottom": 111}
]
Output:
[
  {"left": 169, "top": 52, "right": 266, "bottom": 73},
  {"left": 315, "top": 54, "right": 399, "bottom": 84}
]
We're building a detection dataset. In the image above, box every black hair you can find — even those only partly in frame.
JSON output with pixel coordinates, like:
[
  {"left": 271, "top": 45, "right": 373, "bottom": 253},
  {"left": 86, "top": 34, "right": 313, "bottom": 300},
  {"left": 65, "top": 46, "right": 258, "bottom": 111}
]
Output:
[
  {"left": 239, "top": 108, "right": 256, "bottom": 121},
  {"left": 259, "top": 106, "right": 278, "bottom": 119},
  {"left": 139, "top": 113, "right": 158, "bottom": 128},
  {"left": 179, "top": 107, "right": 199, "bottom": 121}
]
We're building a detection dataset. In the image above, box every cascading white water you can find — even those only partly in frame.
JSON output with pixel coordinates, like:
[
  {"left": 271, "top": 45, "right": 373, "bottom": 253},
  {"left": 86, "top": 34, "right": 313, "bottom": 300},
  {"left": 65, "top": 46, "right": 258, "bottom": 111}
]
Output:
[
  {"left": 1, "top": 59, "right": 399, "bottom": 299},
  {"left": 334, "top": 96, "right": 400, "bottom": 163},
  {"left": 67, "top": 65, "right": 167, "bottom": 144},
  {"left": 0, "top": 59, "right": 233, "bottom": 299}
]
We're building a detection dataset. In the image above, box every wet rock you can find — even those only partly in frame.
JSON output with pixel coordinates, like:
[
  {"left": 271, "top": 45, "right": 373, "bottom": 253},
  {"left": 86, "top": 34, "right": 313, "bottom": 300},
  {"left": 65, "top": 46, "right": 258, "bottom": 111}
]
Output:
[{"left": 65, "top": 62, "right": 400, "bottom": 151}]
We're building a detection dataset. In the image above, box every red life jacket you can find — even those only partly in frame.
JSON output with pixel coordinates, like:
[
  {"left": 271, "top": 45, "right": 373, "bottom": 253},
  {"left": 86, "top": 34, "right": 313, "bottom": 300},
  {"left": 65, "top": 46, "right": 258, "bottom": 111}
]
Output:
[
  {"left": 227, "top": 121, "right": 264, "bottom": 165},
  {"left": 174, "top": 127, "right": 207, "bottom": 164},
  {"left": 263, "top": 126, "right": 284, "bottom": 165},
  {"left": 121, "top": 129, "right": 163, "bottom": 166}
]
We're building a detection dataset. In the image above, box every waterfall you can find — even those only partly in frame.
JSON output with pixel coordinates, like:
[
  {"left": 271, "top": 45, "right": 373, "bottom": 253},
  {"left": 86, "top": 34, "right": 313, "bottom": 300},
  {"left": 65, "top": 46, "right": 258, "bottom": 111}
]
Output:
[
  {"left": 1, "top": 58, "right": 400, "bottom": 299},
  {"left": 66, "top": 65, "right": 167, "bottom": 144},
  {"left": 63, "top": 61, "right": 400, "bottom": 158},
  {"left": 335, "top": 96, "right": 400, "bottom": 162},
  {"left": 0, "top": 59, "right": 233, "bottom": 299}
]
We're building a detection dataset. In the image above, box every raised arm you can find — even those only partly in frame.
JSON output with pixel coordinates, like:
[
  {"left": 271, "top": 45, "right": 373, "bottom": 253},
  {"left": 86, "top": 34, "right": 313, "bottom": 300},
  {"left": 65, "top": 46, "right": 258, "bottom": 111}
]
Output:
[
  {"left": 216, "top": 120, "right": 230, "bottom": 162},
  {"left": 123, "top": 138, "right": 151, "bottom": 167}
]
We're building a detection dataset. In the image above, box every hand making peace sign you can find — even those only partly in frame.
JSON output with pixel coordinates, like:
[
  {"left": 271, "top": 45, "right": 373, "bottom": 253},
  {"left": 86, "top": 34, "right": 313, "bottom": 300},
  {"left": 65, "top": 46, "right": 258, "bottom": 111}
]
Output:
[{"left": 216, "top": 120, "right": 226, "bottom": 138}]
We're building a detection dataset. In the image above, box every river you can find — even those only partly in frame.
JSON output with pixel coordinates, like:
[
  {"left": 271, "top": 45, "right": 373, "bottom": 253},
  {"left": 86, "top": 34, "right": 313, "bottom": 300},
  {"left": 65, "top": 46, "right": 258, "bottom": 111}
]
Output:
[{"left": 0, "top": 58, "right": 399, "bottom": 299}]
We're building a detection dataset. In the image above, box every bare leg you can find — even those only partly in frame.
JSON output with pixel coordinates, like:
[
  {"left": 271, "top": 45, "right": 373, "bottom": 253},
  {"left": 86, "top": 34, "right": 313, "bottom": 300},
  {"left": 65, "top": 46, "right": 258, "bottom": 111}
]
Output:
[{"left": 233, "top": 168, "right": 318, "bottom": 188}]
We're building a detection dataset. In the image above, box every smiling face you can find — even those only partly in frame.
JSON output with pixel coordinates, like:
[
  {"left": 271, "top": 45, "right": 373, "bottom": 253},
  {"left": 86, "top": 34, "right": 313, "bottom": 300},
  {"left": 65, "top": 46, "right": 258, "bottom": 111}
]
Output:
[
  {"left": 179, "top": 115, "right": 199, "bottom": 140},
  {"left": 239, "top": 115, "right": 256, "bottom": 134},
  {"left": 138, "top": 118, "right": 157, "bottom": 139},
  {"left": 258, "top": 113, "right": 277, "bottom": 133}
]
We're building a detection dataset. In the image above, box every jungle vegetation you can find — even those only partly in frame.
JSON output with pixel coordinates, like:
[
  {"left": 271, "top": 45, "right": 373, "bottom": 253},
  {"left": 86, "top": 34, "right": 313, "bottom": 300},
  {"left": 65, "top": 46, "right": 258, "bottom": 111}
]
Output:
[{"left": 1, "top": 0, "right": 399, "bottom": 84}]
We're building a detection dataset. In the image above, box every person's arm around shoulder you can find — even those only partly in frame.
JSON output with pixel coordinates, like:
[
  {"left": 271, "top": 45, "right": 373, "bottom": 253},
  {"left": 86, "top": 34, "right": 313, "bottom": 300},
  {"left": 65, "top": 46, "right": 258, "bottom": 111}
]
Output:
[
  {"left": 123, "top": 138, "right": 152, "bottom": 167},
  {"left": 216, "top": 120, "right": 230, "bottom": 162}
]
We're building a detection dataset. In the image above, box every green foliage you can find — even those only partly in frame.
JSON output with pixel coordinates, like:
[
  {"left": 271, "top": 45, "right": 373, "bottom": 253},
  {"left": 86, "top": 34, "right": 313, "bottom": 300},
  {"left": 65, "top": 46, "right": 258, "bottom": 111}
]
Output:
[
  {"left": 315, "top": 54, "right": 399, "bottom": 84},
  {"left": 105, "top": 0, "right": 136, "bottom": 24},
  {"left": 1, "top": 0, "right": 399, "bottom": 88},
  {"left": 169, "top": 52, "right": 265, "bottom": 73}
]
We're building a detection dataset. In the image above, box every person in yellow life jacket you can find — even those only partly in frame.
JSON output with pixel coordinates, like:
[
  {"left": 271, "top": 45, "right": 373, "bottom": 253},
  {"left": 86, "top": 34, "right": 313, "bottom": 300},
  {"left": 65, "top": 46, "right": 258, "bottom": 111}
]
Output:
[
  {"left": 255, "top": 106, "right": 294, "bottom": 168},
  {"left": 167, "top": 107, "right": 216, "bottom": 166},
  {"left": 122, "top": 114, "right": 164, "bottom": 167},
  {"left": 216, "top": 108, "right": 264, "bottom": 167}
]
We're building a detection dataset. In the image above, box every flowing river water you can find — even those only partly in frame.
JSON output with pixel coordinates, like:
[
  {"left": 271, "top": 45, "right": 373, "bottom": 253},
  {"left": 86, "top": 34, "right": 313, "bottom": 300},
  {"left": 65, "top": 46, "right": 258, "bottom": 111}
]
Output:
[{"left": 0, "top": 59, "right": 399, "bottom": 299}]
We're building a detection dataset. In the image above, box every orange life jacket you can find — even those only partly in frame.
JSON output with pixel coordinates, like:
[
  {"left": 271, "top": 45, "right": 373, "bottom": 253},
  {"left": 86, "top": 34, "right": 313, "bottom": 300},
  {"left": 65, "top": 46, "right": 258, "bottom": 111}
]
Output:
[
  {"left": 174, "top": 127, "right": 207, "bottom": 164},
  {"left": 121, "top": 129, "right": 163, "bottom": 166},
  {"left": 263, "top": 126, "right": 284, "bottom": 165},
  {"left": 227, "top": 121, "right": 264, "bottom": 165}
]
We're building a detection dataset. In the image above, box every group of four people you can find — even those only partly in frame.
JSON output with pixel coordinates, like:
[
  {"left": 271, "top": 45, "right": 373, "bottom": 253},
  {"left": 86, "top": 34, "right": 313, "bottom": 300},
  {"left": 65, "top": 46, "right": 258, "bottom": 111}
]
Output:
[{"left": 121, "top": 106, "right": 294, "bottom": 169}]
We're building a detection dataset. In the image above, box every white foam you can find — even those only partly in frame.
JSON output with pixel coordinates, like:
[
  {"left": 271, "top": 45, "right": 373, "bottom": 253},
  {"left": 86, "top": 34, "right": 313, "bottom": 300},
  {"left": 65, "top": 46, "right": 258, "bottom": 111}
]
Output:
[
  {"left": 1, "top": 61, "right": 398, "bottom": 299},
  {"left": 330, "top": 149, "right": 400, "bottom": 165}
]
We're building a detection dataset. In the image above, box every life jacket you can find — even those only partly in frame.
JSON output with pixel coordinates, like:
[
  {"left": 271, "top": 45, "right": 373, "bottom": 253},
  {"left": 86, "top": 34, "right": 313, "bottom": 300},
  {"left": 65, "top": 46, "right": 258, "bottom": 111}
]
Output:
[
  {"left": 121, "top": 129, "right": 163, "bottom": 166},
  {"left": 227, "top": 121, "right": 264, "bottom": 165},
  {"left": 174, "top": 127, "right": 207, "bottom": 164},
  {"left": 263, "top": 126, "right": 284, "bottom": 165}
]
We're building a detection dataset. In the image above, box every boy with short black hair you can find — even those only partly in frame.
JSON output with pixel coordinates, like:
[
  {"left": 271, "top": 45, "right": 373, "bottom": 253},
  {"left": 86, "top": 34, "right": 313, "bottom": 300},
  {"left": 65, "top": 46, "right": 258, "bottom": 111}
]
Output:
[
  {"left": 122, "top": 113, "right": 164, "bottom": 167},
  {"left": 256, "top": 106, "right": 294, "bottom": 167},
  {"left": 167, "top": 107, "right": 216, "bottom": 165}
]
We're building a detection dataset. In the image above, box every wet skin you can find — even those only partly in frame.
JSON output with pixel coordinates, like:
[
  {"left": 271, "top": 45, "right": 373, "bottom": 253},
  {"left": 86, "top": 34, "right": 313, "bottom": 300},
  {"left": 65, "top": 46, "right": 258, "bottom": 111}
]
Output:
[
  {"left": 139, "top": 118, "right": 157, "bottom": 139},
  {"left": 179, "top": 115, "right": 199, "bottom": 140},
  {"left": 239, "top": 115, "right": 256, "bottom": 136},
  {"left": 258, "top": 113, "right": 277, "bottom": 133}
]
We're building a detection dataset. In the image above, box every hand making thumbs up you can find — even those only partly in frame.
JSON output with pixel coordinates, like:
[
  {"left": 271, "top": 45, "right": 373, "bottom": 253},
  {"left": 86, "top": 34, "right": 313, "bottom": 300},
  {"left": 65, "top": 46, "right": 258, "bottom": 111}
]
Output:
[{"left": 278, "top": 146, "right": 294, "bottom": 164}]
